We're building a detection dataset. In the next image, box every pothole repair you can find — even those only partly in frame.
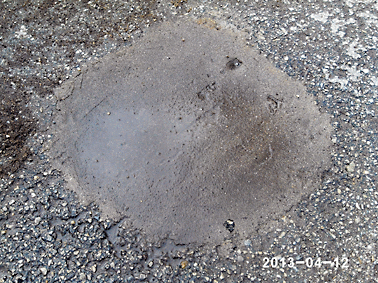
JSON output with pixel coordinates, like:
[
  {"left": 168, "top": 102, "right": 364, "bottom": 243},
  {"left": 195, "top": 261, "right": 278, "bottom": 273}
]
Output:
[{"left": 48, "top": 19, "right": 332, "bottom": 244}]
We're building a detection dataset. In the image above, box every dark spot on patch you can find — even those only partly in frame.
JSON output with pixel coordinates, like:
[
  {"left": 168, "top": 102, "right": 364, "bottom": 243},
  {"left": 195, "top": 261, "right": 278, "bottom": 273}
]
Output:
[
  {"left": 197, "top": 82, "right": 216, "bottom": 101},
  {"left": 224, "top": 219, "right": 235, "bottom": 232},
  {"left": 266, "top": 94, "right": 283, "bottom": 114},
  {"left": 226, "top": 58, "right": 243, "bottom": 70}
]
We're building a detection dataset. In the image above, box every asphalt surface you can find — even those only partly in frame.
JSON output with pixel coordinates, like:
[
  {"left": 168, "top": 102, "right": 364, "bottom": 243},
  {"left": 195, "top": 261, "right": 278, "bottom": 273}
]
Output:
[{"left": 1, "top": 0, "right": 378, "bottom": 282}]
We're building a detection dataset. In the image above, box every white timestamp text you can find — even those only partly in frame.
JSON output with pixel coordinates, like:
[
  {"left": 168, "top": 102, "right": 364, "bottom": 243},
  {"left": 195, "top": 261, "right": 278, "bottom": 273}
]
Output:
[{"left": 262, "top": 256, "right": 349, "bottom": 269}]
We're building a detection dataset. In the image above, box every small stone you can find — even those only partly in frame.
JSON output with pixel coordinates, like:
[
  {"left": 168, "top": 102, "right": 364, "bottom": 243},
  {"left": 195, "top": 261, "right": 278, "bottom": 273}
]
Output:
[
  {"left": 40, "top": 267, "right": 48, "bottom": 276},
  {"left": 346, "top": 162, "right": 355, "bottom": 172},
  {"left": 180, "top": 260, "right": 189, "bottom": 269}
]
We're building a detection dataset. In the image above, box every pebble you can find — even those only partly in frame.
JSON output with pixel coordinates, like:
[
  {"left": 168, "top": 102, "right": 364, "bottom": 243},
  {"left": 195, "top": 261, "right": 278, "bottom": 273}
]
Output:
[
  {"left": 346, "top": 162, "right": 356, "bottom": 172},
  {"left": 40, "top": 267, "right": 48, "bottom": 276},
  {"left": 180, "top": 260, "right": 189, "bottom": 269}
]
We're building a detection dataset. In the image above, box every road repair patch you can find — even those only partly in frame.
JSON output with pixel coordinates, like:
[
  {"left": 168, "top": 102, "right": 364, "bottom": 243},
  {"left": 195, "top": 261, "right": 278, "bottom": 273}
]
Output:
[{"left": 48, "top": 19, "right": 332, "bottom": 244}]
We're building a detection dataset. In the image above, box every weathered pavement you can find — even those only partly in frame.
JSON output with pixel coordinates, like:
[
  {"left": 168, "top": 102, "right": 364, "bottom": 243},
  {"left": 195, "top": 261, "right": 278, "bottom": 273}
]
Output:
[{"left": 1, "top": 0, "right": 378, "bottom": 282}]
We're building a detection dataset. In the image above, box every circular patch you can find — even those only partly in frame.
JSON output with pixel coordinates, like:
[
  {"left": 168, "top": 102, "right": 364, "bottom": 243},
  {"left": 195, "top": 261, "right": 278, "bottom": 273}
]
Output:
[{"left": 49, "top": 20, "right": 332, "bottom": 244}]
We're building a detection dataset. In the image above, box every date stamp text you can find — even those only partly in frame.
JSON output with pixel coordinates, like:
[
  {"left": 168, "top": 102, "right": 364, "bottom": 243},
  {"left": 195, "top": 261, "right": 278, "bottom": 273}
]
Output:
[{"left": 263, "top": 256, "right": 349, "bottom": 269}]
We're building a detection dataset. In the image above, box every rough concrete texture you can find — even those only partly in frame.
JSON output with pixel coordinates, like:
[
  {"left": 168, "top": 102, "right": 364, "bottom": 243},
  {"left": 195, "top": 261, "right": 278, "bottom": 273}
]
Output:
[{"left": 49, "top": 20, "right": 331, "bottom": 244}]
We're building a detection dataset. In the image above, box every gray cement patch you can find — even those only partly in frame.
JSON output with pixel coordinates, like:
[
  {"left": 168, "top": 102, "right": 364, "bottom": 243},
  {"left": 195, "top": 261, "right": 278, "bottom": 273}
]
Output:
[{"left": 48, "top": 19, "right": 332, "bottom": 244}]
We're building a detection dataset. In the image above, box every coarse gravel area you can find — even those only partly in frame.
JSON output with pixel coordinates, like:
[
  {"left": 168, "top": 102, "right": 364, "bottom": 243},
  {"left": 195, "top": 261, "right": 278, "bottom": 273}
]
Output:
[{"left": 0, "top": 0, "right": 377, "bottom": 282}]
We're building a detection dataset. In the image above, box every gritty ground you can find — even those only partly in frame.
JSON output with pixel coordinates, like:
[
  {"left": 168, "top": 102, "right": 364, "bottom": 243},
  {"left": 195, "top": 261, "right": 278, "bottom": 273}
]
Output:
[
  {"left": 1, "top": 0, "right": 378, "bottom": 282},
  {"left": 0, "top": 85, "right": 35, "bottom": 177}
]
